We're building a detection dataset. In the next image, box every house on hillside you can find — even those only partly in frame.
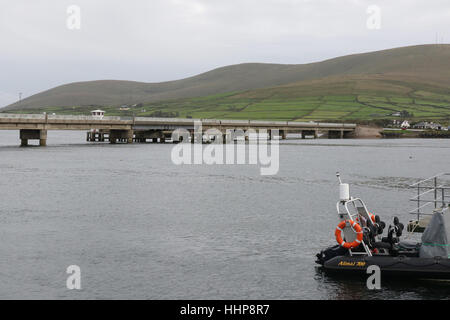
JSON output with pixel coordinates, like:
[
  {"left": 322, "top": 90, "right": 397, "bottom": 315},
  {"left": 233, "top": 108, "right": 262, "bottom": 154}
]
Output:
[
  {"left": 401, "top": 120, "right": 410, "bottom": 129},
  {"left": 413, "top": 121, "right": 443, "bottom": 130},
  {"left": 392, "top": 120, "right": 401, "bottom": 127},
  {"left": 430, "top": 123, "right": 443, "bottom": 130},
  {"left": 413, "top": 121, "right": 430, "bottom": 129}
]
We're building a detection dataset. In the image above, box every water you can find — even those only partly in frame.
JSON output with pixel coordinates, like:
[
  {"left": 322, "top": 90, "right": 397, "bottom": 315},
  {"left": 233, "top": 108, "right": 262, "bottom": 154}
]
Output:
[{"left": 0, "top": 130, "right": 449, "bottom": 299}]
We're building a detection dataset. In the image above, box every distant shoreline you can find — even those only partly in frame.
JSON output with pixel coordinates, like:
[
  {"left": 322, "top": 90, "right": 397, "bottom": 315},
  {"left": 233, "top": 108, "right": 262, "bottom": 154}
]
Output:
[
  {"left": 381, "top": 129, "right": 450, "bottom": 139},
  {"left": 345, "top": 126, "right": 450, "bottom": 139}
]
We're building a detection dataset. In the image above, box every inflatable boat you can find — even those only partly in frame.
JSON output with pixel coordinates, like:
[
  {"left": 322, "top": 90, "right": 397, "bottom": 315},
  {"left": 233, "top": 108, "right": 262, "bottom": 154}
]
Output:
[{"left": 316, "top": 173, "right": 450, "bottom": 279}]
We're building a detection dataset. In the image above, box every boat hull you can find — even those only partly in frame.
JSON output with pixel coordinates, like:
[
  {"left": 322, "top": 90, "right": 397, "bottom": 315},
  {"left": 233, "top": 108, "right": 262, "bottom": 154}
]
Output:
[{"left": 321, "top": 255, "right": 450, "bottom": 279}]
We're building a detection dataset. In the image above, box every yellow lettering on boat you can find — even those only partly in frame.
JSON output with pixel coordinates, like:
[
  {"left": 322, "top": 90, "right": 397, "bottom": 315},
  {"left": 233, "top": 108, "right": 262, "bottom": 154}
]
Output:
[
  {"left": 338, "top": 261, "right": 366, "bottom": 267},
  {"left": 356, "top": 261, "right": 366, "bottom": 267}
]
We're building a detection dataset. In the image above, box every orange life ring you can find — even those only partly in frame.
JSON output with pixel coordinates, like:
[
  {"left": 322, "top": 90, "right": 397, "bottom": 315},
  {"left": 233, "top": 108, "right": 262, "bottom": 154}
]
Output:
[{"left": 335, "top": 220, "right": 364, "bottom": 249}]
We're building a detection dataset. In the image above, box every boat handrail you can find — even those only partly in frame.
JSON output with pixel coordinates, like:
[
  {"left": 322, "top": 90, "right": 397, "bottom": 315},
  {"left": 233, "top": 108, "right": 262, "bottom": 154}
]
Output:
[
  {"left": 409, "top": 172, "right": 450, "bottom": 187},
  {"left": 336, "top": 197, "right": 373, "bottom": 257},
  {"left": 408, "top": 173, "right": 450, "bottom": 220}
]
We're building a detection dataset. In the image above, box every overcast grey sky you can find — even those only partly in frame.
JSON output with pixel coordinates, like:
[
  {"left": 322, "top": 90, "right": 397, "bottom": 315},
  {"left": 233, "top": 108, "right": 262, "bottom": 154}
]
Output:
[{"left": 0, "top": 0, "right": 449, "bottom": 107}]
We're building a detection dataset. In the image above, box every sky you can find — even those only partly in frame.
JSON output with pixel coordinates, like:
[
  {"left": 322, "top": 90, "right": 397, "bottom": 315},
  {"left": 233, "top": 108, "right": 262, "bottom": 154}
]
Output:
[{"left": 0, "top": 0, "right": 449, "bottom": 107}]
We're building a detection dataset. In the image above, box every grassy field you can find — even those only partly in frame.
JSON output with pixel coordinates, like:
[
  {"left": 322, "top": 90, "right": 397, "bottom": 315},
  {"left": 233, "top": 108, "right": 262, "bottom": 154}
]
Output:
[{"left": 8, "top": 93, "right": 450, "bottom": 123}]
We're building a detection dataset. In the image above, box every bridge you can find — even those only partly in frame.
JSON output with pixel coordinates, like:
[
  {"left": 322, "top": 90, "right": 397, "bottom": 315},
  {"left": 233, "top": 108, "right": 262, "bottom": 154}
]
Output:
[{"left": 0, "top": 113, "right": 357, "bottom": 146}]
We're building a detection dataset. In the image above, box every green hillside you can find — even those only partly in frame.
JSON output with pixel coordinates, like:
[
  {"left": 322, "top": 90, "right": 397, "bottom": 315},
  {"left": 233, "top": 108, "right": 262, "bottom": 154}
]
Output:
[
  {"left": 9, "top": 72, "right": 450, "bottom": 122},
  {"left": 3, "top": 44, "right": 450, "bottom": 122}
]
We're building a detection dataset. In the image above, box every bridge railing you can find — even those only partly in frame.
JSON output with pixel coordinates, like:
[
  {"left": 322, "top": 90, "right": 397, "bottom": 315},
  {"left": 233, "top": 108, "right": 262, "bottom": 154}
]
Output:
[
  {"left": 48, "top": 114, "right": 124, "bottom": 121},
  {"left": 135, "top": 117, "right": 196, "bottom": 124},
  {"left": 0, "top": 113, "right": 126, "bottom": 121},
  {"left": 0, "top": 113, "right": 46, "bottom": 119}
]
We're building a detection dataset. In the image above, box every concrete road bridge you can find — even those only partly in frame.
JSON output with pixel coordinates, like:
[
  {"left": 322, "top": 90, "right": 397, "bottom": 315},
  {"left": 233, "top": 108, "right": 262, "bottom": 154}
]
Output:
[{"left": 0, "top": 113, "right": 357, "bottom": 146}]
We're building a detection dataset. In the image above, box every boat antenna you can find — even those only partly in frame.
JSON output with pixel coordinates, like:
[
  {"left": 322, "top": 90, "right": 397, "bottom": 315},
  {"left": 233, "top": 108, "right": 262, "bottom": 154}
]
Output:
[{"left": 336, "top": 172, "right": 343, "bottom": 184}]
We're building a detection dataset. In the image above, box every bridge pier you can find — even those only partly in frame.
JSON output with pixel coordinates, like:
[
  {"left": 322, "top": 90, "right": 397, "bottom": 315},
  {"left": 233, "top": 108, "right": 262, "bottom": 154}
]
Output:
[
  {"left": 223, "top": 131, "right": 233, "bottom": 144},
  {"left": 133, "top": 130, "right": 168, "bottom": 143},
  {"left": 327, "top": 130, "right": 349, "bottom": 139},
  {"left": 301, "top": 130, "right": 317, "bottom": 139},
  {"left": 133, "top": 131, "right": 146, "bottom": 143},
  {"left": 86, "top": 130, "right": 108, "bottom": 142},
  {"left": 109, "top": 129, "right": 133, "bottom": 144},
  {"left": 20, "top": 129, "right": 47, "bottom": 146},
  {"left": 189, "top": 130, "right": 206, "bottom": 144}
]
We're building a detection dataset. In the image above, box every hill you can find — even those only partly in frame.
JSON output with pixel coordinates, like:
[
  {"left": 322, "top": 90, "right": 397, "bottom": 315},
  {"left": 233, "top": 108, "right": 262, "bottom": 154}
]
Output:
[{"left": 3, "top": 44, "right": 450, "bottom": 122}]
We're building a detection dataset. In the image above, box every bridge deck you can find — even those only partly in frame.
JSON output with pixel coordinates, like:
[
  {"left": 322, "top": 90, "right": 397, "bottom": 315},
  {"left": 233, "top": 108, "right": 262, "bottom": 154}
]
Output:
[{"left": 0, "top": 114, "right": 356, "bottom": 131}]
